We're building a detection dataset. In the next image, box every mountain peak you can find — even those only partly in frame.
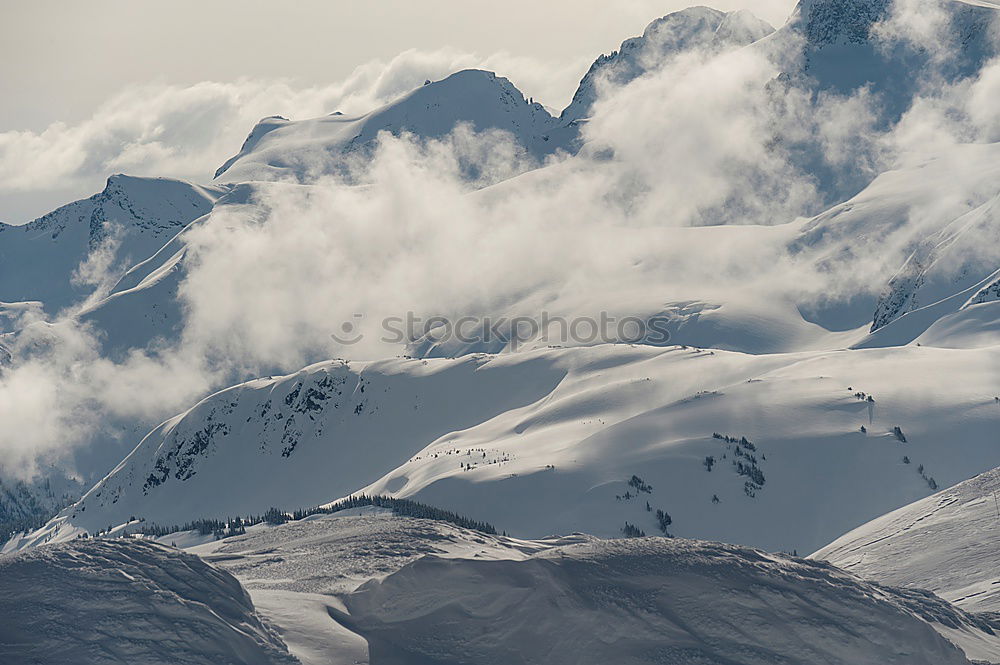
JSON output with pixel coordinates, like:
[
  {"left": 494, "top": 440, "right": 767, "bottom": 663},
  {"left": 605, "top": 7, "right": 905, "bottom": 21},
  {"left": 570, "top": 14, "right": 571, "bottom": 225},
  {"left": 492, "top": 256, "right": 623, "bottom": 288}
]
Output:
[
  {"left": 214, "top": 69, "right": 563, "bottom": 184},
  {"left": 560, "top": 7, "right": 774, "bottom": 122}
]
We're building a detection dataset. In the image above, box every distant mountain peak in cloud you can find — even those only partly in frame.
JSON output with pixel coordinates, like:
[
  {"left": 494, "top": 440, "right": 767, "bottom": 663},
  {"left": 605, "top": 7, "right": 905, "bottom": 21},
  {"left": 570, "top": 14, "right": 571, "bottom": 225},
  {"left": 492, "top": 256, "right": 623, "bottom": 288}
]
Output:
[
  {"left": 560, "top": 7, "right": 775, "bottom": 123},
  {"left": 213, "top": 68, "right": 564, "bottom": 184},
  {"left": 782, "top": 0, "right": 999, "bottom": 109}
]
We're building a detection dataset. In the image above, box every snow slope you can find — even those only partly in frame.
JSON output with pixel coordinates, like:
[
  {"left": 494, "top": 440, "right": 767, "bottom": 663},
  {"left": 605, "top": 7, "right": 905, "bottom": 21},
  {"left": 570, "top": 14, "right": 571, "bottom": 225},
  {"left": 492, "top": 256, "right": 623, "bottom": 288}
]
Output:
[
  {"left": 0, "top": 175, "right": 227, "bottom": 317},
  {"left": 7, "top": 352, "right": 566, "bottom": 547},
  {"left": 14, "top": 341, "right": 999, "bottom": 557},
  {"left": 814, "top": 466, "right": 1000, "bottom": 614},
  {"left": 186, "top": 510, "right": 590, "bottom": 665},
  {"left": 191, "top": 511, "right": 995, "bottom": 665},
  {"left": 214, "top": 70, "right": 568, "bottom": 184},
  {"left": 0, "top": 538, "right": 295, "bottom": 665},
  {"left": 790, "top": 142, "right": 1000, "bottom": 335},
  {"left": 340, "top": 536, "right": 984, "bottom": 665}
]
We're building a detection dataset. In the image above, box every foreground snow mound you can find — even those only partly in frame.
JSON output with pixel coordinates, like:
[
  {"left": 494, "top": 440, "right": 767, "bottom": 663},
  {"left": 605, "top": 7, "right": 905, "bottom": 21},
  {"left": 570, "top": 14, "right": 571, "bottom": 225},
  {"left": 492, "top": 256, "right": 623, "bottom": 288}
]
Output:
[
  {"left": 0, "top": 539, "right": 294, "bottom": 665},
  {"left": 187, "top": 512, "right": 592, "bottom": 665},
  {"left": 337, "top": 536, "right": 975, "bottom": 665},
  {"left": 814, "top": 466, "right": 1000, "bottom": 613}
]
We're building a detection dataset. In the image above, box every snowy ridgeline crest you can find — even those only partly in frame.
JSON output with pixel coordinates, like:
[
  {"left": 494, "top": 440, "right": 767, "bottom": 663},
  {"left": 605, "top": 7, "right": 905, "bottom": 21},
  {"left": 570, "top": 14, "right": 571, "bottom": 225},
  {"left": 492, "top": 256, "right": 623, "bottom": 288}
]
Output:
[{"left": 7, "top": 512, "right": 994, "bottom": 665}]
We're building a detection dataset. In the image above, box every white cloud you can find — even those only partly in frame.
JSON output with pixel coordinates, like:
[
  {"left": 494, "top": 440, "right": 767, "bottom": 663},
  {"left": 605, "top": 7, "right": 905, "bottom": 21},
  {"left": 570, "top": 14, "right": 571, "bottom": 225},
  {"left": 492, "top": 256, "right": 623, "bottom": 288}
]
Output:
[{"left": 0, "top": 48, "right": 586, "bottom": 224}]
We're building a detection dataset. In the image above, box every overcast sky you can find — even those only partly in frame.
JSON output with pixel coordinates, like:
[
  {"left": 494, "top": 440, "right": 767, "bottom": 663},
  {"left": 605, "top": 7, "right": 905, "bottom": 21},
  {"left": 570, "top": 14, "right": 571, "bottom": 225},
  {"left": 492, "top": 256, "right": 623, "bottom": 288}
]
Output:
[{"left": 1, "top": 0, "right": 795, "bottom": 223}]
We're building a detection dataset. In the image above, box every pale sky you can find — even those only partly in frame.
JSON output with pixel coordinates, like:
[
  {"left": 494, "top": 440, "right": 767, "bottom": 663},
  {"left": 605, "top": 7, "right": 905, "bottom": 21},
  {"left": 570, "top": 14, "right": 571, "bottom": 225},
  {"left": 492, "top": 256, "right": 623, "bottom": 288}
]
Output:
[{"left": 0, "top": 0, "right": 795, "bottom": 222}]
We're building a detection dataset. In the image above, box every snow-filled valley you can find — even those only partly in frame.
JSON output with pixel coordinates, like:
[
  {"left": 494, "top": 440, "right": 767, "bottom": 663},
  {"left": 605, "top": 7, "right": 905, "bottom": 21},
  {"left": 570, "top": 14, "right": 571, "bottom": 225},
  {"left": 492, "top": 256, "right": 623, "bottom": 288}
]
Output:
[{"left": 2, "top": 0, "right": 1000, "bottom": 661}]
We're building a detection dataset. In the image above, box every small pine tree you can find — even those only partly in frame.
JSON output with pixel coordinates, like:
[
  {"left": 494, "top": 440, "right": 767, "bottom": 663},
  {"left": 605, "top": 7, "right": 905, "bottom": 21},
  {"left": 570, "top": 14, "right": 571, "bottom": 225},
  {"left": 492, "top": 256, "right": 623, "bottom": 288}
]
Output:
[{"left": 655, "top": 509, "right": 672, "bottom": 535}]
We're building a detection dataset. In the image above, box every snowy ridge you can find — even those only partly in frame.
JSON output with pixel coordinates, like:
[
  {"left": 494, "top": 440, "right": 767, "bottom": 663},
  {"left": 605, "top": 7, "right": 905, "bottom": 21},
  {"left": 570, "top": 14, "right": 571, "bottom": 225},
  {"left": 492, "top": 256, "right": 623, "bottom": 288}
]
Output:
[
  {"left": 6, "top": 352, "right": 565, "bottom": 547},
  {"left": 0, "top": 538, "right": 295, "bottom": 664},
  {"left": 339, "top": 536, "right": 988, "bottom": 664},
  {"left": 0, "top": 175, "right": 227, "bottom": 316},
  {"left": 214, "top": 69, "right": 567, "bottom": 184},
  {"left": 791, "top": 142, "right": 1000, "bottom": 334},
  {"left": 870, "top": 192, "right": 1000, "bottom": 333},
  {"left": 178, "top": 511, "right": 996, "bottom": 665}
]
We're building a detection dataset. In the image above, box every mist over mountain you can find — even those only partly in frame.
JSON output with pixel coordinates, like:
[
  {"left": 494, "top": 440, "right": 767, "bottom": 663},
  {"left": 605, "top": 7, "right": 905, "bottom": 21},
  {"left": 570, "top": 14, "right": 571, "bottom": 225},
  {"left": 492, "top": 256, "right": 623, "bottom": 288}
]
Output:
[{"left": 2, "top": 0, "right": 1000, "bottom": 662}]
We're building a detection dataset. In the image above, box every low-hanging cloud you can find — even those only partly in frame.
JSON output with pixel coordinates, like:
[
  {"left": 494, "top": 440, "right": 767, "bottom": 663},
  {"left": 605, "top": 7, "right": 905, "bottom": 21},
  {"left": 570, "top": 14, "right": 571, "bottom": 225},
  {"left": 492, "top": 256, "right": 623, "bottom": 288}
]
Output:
[{"left": 0, "top": 48, "right": 587, "bottom": 224}]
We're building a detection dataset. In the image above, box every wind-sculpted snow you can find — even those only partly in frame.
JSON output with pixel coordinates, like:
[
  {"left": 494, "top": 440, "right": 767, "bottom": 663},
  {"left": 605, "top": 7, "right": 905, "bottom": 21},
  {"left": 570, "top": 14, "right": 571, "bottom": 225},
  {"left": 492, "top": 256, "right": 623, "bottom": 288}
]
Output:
[
  {"left": 177, "top": 513, "right": 996, "bottom": 664},
  {"left": 336, "top": 535, "right": 978, "bottom": 664},
  {"left": 0, "top": 538, "right": 294, "bottom": 665}
]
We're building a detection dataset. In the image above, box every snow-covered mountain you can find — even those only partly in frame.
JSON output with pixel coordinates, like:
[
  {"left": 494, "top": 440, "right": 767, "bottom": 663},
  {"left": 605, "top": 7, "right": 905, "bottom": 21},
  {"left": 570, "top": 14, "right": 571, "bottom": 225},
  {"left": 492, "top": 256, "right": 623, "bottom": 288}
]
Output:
[
  {"left": 214, "top": 7, "right": 777, "bottom": 188},
  {"left": 214, "top": 69, "right": 570, "bottom": 184},
  {"left": 868, "top": 192, "right": 1000, "bottom": 334},
  {"left": 561, "top": 7, "right": 774, "bottom": 123},
  {"left": 791, "top": 141, "right": 1000, "bottom": 338},
  {"left": 13, "top": 340, "right": 998, "bottom": 557},
  {"left": 780, "top": 0, "right": 999, "bottom": 120},
  {"left": 0, "top": 175, "right": 226, "bottom": 318},
  {"left": 3, "top": 1, "right": 1000, "bottom": 659}
]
